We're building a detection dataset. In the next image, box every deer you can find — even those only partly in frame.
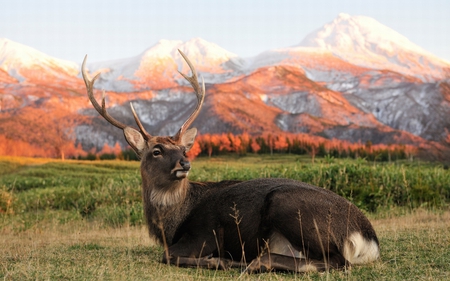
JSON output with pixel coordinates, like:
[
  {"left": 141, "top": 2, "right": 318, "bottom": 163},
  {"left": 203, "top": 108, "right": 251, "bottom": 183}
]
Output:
[{"left": 81, "top": 50, "right": 380, "bottom": 273}]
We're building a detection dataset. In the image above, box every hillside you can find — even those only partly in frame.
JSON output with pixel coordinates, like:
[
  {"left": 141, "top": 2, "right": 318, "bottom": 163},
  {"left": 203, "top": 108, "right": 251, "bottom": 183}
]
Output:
[{"left": 0, "top": 14, "right": 449, "bottom": 159}]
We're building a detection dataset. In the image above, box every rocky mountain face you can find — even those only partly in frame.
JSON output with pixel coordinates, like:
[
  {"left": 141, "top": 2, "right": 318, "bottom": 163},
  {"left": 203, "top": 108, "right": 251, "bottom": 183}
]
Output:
[{"left": 1, "top": 14, "right": 449, "bottom": 158}]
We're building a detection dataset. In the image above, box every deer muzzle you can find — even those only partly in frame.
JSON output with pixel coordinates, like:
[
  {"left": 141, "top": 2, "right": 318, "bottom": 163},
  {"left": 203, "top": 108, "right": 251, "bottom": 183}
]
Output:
[{"left": 172, "top": 159, "right": 191, "bottom": 179}]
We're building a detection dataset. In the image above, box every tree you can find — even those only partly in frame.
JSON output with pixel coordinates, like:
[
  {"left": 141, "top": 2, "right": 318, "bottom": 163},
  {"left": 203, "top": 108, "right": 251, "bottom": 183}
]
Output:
[
  {"left": 239, "top": 133, "right": 251, "bottom": 155},
  {"left": 274, "top": 136, "right": 288, "bottom": 153},
  {"left": 200, "top": 134, "right": 214, "bottom": 157},
  {"left": 219, "top": 134, "right": 232, "bottom": 153},
  {"left": 266, "top": 134, "right": 274, "bottom": 155},
  {"left": 187, "top": 141, "right": 201, "bottom": 159},
  {"left": 250, "top": 139, "right": 261, "bottom": 154}
]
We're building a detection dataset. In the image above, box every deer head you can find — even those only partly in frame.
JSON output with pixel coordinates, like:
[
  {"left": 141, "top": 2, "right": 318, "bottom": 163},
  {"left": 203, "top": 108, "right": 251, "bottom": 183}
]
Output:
[{"left": 82, "top": 50, "right": 205, "bottom": 206}]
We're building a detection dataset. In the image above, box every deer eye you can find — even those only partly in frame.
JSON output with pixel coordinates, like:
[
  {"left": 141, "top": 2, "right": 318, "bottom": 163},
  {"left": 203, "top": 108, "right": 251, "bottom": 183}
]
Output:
[{"left": 152, "top": 148, "right": 162, "bottom": 157}]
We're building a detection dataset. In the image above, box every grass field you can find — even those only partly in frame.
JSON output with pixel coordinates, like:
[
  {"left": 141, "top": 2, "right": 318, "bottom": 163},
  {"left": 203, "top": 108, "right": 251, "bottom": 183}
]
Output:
[{"left": 1, "top": 155, "right": 449, "bottom": 280}]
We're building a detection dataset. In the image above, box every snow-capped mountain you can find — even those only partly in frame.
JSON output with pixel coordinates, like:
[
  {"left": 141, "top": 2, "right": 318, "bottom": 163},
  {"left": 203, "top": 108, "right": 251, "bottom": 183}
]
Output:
[
  {"left": 1, "top": 14, "right": 450, "bottom": 159},
  {"left": 86, "top": 38, "right": 246, "bottom": 92},
  {"left": 298, "top": 13, "right": 450, "bottom": 81},
  {"left": 0, "top": 38, "right": 79, "bottom": 83}
]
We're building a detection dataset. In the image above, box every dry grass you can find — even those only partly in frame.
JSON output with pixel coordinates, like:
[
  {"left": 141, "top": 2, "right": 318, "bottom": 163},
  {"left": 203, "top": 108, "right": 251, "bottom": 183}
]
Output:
[
  {"left": 1, "top": 210, "right": 449, "bottom": 280},
  {"left": 0, "top": 156, "right": 54, "bottom": 165},
  {"left": 1, "top": 156, "right": 449, "bottom": 280},
  {"left": 1, "top": 220, "right": 156, "bottom": 280},
  {"left": 372, "top": 208, "right": 450, "bottom": 231},
  {"left": 369, "top": 210, "right": 450, "bottom": 280}
]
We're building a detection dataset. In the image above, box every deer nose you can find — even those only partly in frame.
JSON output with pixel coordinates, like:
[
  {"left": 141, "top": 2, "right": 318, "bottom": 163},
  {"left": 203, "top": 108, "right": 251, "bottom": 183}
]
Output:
[{"left": 180, "top": 160, "right": 191, "bottom": 171}]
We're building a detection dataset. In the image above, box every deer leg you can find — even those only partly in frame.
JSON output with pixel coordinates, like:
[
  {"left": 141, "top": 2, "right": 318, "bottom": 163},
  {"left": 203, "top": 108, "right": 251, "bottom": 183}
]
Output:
[
  {"left": 245, "top": 253, "right": 347, "bottom": 273},
  {"left": 161, "top": 228, "right": 246, "bottom": 270},
  {"left": 163, "top": 255, "right": 244, "bottom": 270}
]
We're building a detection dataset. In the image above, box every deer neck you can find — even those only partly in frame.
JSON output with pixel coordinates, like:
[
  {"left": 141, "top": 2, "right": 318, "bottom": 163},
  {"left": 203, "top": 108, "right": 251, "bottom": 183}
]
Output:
[
  {"left": 143, "top": 177, "right": 191, "bottom": 208},
  {"left": 141, "top": 177, "right": 193, "bottom": 245}
]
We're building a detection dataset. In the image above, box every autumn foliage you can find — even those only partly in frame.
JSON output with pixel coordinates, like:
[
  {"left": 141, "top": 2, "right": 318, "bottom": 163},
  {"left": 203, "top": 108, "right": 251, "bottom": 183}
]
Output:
[
  {"left": 0, "top": 127, "right": 416, "bottom": 161},
  {"left": 191, "top": 132, "right": 415, "bottom": 162},
  {"left": 0, "top": 106, "right": 88, "bottom": 159}
]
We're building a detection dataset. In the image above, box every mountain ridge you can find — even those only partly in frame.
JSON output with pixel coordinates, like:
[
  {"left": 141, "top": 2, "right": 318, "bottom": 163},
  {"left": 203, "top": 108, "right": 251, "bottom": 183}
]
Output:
[{"left": 0, "top": 14, "right": 449, "bottom": 159}]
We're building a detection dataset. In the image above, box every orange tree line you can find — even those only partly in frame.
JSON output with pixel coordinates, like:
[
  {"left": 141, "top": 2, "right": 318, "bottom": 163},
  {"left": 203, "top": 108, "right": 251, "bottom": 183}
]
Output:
[{"left": 89, "top": 132, "right": 415, "bottom": 162}]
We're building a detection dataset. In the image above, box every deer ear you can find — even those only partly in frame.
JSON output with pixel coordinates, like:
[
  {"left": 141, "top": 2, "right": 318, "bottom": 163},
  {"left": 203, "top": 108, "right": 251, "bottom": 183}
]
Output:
[
  {"left": 124, "top": 127, "right": 146, "bottom": 157},
  {"left": 181, "top": 128, "right": 197, "bottom": 152}
]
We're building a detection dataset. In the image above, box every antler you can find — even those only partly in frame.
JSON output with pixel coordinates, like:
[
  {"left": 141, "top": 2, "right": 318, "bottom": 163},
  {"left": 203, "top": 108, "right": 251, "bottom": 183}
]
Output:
[
  {"left": 82, "top": 51, "right": 205, "bottom": 144},
  {"left": 172, "top": 49, "right": 206, "bottom": 142},
  {"left": 81, "top": 55, "right": 151, "bottom": 140}
]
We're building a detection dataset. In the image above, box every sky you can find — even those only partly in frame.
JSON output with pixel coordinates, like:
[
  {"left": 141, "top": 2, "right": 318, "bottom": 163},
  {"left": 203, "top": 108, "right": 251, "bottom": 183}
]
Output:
[{"left": 2, "top": 0, "right": 449, "bottom": 63}]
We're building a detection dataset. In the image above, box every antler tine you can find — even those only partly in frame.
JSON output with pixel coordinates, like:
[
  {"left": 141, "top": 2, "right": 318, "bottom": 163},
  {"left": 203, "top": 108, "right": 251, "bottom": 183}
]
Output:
[
  {"left": 130, "top": 102, "right": 151, "bottom": 139},
  {"left": 82, "top": 55, "right": 128, "bottom": 130},
  {"left": 173, "top": 49, "right": 206, "bottom": 141}
]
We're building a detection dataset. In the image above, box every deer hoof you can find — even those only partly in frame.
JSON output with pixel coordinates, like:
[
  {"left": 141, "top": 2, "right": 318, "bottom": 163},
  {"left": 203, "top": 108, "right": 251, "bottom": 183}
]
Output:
[{"left": 245, "top": 258, "right": 270, "bottom": 274}]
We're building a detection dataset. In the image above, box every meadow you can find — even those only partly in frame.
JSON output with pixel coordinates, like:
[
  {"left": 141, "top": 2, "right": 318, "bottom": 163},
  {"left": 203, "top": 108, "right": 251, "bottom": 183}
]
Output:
[{"left": 1, "top": 155, "right": 449, "bottom": 280}]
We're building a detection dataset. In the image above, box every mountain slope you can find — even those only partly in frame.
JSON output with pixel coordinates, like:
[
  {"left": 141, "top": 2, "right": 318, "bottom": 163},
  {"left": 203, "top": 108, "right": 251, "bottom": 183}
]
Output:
[
  {"left": 86, "top": 38, "right": 246, "bottom": 92},
  {"left": 298, "top": 13, "right": 450, "bottom": 81},
  {"left": 0, "top": 38, "right": 79, "bottom": 85},
  {"left": 75, "top": 64, "right": 428, "bottom": 152}
]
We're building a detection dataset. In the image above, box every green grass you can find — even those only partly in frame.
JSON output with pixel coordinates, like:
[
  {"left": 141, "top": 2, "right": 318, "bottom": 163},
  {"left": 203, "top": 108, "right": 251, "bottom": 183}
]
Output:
[
  {"left": 1, "top": 155, "right": 450, "bottom": 280},
  {"left": 191, "top": 155, "right": 450, "bottom": 211}
]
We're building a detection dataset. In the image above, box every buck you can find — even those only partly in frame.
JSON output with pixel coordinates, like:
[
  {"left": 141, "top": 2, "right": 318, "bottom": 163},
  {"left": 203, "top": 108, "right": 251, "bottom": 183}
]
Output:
[{"left": 81, "top": 51, "right": 380, "bottom": 273}]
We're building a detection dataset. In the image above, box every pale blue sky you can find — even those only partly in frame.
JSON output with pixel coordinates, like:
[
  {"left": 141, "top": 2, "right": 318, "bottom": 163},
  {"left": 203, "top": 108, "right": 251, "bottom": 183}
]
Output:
[{"left": 2, "top": 0, "right": 449, "bottom": 62}]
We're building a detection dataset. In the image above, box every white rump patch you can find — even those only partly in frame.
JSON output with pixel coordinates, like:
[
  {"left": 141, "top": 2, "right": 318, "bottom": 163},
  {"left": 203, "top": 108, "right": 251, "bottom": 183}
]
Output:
[{"left": 343, "top": 232, "right": 380, "bottom": 264}]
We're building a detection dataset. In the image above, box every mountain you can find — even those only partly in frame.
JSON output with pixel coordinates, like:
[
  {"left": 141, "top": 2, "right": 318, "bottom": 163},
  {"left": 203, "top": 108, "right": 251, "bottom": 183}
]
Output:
[
  {"left": 85, "top": 38, "right": 246, "bottom": 92},
  {"left": 76, "top": 63, "right": 428, "bottom": 154},
  {"left": 298, "top": 13, "right": 450, "bottom": 81},
  {"left": 1, "top": 14, "right": 450, "bottom": 159},
  {"left": 0, "top": 38, "right": 79, "bottom": 85},
  {"left": 244, "top": 48, "right": 450, "bottom": 143}
]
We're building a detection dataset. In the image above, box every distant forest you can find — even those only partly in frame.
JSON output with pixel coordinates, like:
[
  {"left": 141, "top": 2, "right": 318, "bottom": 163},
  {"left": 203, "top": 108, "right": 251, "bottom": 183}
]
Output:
[{"left": 75, "top": 133, "right": 415, "bottom": 162}]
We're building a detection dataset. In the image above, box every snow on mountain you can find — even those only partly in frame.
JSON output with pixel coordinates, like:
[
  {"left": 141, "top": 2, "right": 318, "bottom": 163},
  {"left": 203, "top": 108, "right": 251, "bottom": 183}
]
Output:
[
  {"left": 0, "top": 38, "right": 79, "bottom": 83},
  {"left": 247, "top": 46, "right": 372, "bottom": 84},
  {"left": 298, "top": 13, "right": 450, "bottom": 81},
  {"left": 2, "top": 14, "right": 450, "bottom": 156},
  {"left": 86, "top": 38, "right": 246, "bottom": 92}
]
